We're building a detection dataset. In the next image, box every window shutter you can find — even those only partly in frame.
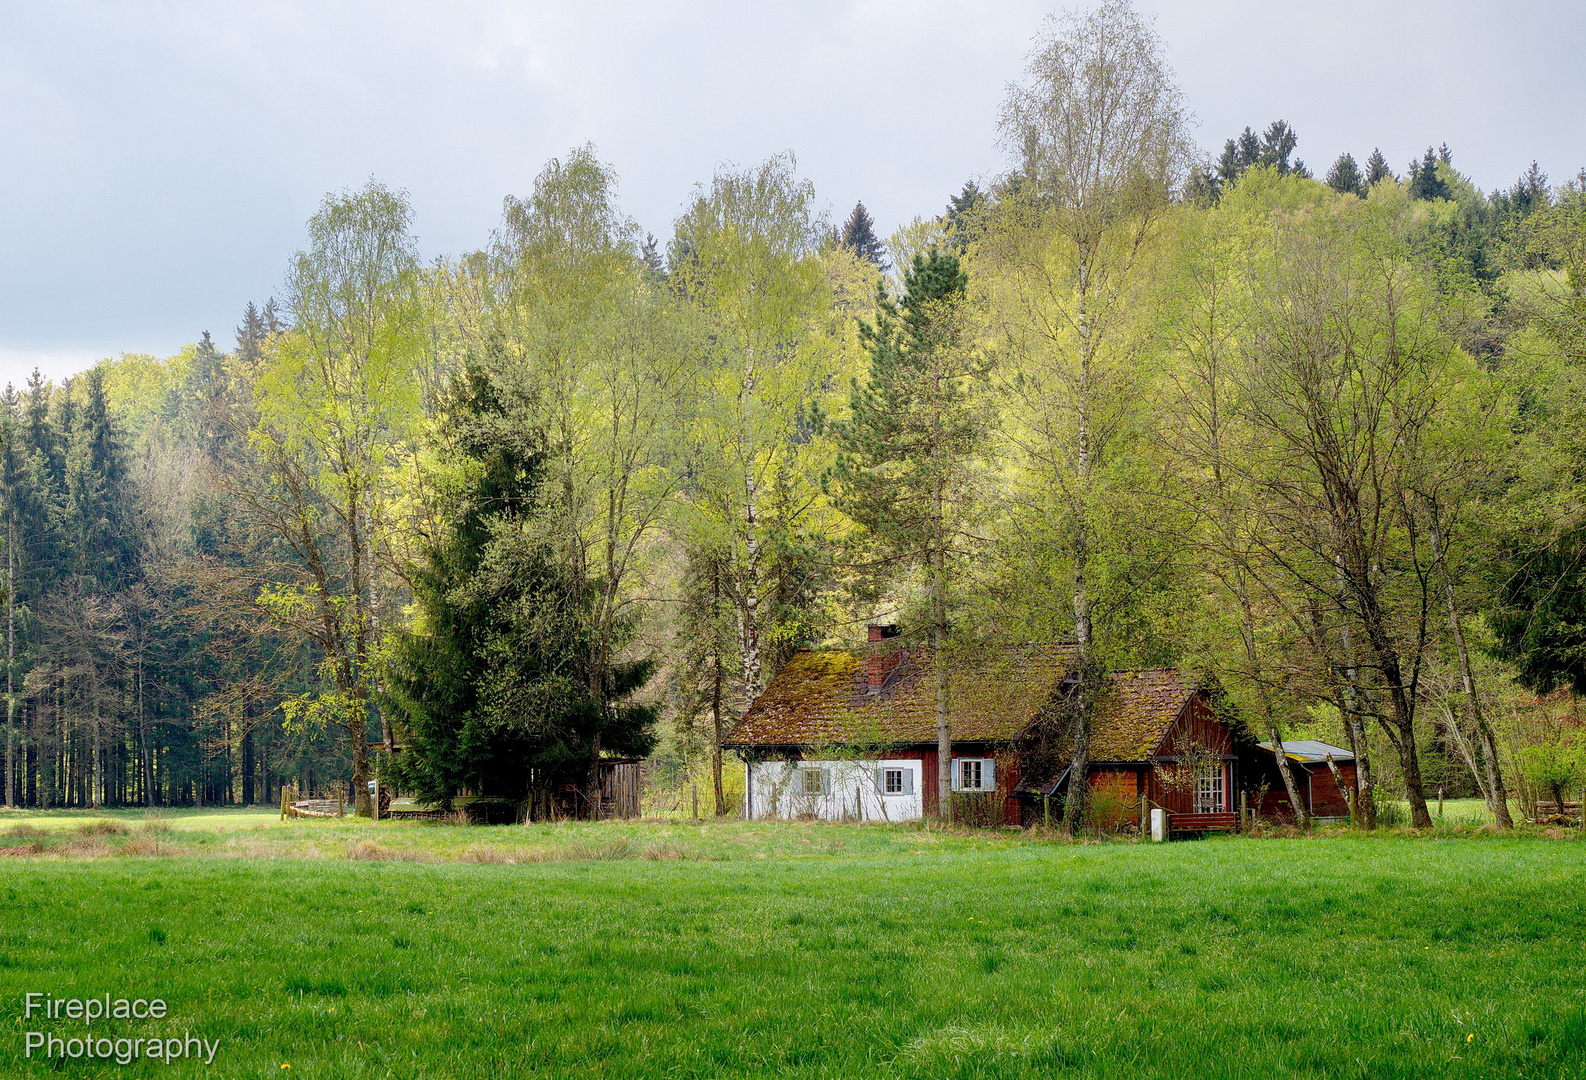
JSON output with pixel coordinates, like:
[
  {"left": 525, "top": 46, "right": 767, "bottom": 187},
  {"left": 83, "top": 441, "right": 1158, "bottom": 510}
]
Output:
[
  {"left": 949, "top": 760, "right": 960, "bottom": 792},
  {"left": 983, "top": 759, "right": 996, "bottom": 791},
  {"left": 820, "top": 768, "right": 831, "bottom": 796},
  {"left": 902, "top": 768, "right": 914, "bottom": 796}
]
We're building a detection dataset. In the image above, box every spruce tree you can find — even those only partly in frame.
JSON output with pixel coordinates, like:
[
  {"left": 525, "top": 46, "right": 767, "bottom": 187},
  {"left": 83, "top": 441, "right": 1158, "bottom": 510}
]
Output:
[
  {"left": 945, "top": 182, "right": 986, "bottom": 250},
  {"left": 839, "top": 201, "right": 887, "bottom": 268},
  {"left": 639, "top": 233, "right": 667, "bottom": 283},
  {"left": 1258, "top": 120, "right": 1298, "bottom": 173},
  {"left": 1365, "top": 148, "right": 1394, "bottom": 186},
  {"left": 384, "top": 361, "right": 655, "bottom": 810},
  {"left": 1407, "top": 146, "right": 1450, "bottom": 201},
  {"left": 235, "top": 302, "right": 268, "bottom": 371},
  {"left": 1326, "top": 153, "right": 1366, "bottom": 197}
]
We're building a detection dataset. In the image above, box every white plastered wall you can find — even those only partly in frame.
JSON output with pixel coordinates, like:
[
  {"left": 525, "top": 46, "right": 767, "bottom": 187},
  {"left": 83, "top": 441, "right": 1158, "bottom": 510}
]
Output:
[{"left": 745, "top": 759, "right": 924, "bottom": 821}]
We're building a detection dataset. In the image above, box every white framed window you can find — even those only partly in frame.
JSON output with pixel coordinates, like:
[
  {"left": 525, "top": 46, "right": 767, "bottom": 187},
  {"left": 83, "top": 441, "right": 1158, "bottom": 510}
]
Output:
[
  {"left": 953, "top": 758, "right": 995, "bottom": 792},
  {"left": 1194, "top": 764, "right": 1225, "bottom": 813},
  {"left": 798, "top": 767, "right": 827, "bottom": 796},
  {"left": 882, "top": 767, "right": 913, "bottom": 796}
]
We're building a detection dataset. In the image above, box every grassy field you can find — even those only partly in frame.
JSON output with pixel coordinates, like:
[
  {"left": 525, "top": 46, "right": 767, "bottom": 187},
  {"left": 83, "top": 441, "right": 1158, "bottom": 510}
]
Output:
[{"left": 2, "top": 810, "right": 1585, "bottom": 1078}]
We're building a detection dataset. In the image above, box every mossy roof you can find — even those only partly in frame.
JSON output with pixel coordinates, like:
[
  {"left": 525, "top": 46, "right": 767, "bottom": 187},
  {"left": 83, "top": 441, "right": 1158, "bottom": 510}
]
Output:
[
  {"left": 724, "top": 648, "right": 1199, "bottom": 758},
  {"left": 1084, "top": 669, "right": 1201, "bottom": 760}
]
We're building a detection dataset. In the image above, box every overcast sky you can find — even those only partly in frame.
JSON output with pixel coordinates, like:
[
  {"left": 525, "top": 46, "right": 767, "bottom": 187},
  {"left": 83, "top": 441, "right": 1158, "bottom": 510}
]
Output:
[{"left": 2, "top": 0, "right": 1582, "bottom": 385}]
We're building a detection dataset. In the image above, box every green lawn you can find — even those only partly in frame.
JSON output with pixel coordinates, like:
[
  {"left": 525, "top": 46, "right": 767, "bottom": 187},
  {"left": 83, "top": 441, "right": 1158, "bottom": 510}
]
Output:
[{"left": 2, "top": 811, "right": 1585, "bottom": 1078}]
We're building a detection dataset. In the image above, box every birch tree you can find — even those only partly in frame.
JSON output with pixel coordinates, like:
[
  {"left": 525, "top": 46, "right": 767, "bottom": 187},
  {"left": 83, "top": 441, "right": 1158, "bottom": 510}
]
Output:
[
  {"left": 986, "top": 0, "right": 1193, "bottom": 831},
  {"left": 669, "top": 156, "right": 848, "bottom": 714},
  {"left": 241, "top": 179, "right": 426, "bottom": 816}
]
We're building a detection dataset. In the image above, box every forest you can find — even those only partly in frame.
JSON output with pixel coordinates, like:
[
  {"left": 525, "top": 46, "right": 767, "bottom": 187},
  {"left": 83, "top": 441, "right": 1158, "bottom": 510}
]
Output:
[{"left": 3, "top": 2, "right": 1584, "bottom": 831}]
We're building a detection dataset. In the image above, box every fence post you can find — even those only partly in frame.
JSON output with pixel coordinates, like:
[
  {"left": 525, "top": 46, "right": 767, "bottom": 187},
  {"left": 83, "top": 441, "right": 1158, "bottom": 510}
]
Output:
[
  {"left": 691, "top": 783, "right": 698, "bottom": 821},
  {"left": 1150, "top": 807, "right": 1169, "bottom": 842}
]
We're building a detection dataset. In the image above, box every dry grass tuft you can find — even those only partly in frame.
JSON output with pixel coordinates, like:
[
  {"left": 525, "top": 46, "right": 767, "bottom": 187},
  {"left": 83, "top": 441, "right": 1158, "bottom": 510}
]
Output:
[
  {"left": 565, "top": 838, "right": 634, "bottom": 861},
  {"left": 122, "top": 836, "right": 169, "bottom": 857},
  {"left": 79, "top": 819, "right": 129, "bottom": 837},
  {"left": 0, "top": 842, "right": 45, "bottom": 856},
  {"left": 59, "top": 838, "right": 114, "bottom": 857},
  {"left": 5, "top": 824, "right": 48, "bottom": 840},
  {"left": 345, "top": 840, "right": 426, "bottom": 862},
  {"left": 460, "top": 844, "right": 537, "bottom": 865},
  {"left": 434, "top": 810, "right": 472, "bottom": 827}
]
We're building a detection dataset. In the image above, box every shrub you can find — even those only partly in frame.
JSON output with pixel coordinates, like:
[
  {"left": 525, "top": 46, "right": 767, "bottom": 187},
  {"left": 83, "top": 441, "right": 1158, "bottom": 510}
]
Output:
[{"left": 949, "top": 791, "right": 1002, "bottom": 829}]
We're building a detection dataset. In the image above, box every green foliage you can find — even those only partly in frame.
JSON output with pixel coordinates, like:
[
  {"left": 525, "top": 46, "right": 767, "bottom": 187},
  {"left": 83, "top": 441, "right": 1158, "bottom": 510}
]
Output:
[
  {"left": 838, "top": 201, "right": 886, "bottom": 268},
  {"left": 1408, "top": 146, "right": 1452, "bottom": 201},
  {"left": 1518, "top": 736, "right": 1583, "bottom": 810},
  {"left": 828, "top": 248, "right": 990, "bottom": 551},
  {"left": 384, "top": 361, "right": 655, "bottom": 805},
  {"left": 1325, "top": 152, "right": 1366, "bottom": 197}
]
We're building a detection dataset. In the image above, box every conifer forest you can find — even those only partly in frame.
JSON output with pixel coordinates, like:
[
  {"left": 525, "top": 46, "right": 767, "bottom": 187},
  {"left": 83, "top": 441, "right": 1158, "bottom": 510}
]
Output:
[{"left": 7, "top": 2, "right": 1586, "bottom": 832}]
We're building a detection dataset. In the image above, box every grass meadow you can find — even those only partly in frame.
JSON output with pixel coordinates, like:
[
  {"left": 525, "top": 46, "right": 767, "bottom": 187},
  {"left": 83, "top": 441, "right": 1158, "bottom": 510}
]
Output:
[{"left": 1, "top": 808, "right": 1584, "bottom": 1078}]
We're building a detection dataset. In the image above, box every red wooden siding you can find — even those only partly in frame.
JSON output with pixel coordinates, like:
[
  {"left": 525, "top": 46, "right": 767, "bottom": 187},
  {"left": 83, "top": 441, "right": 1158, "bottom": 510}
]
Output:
[
  {"left": 1156, "top": 695, "right": 1232, "bottom": 756},
  {"left": 1086, "top": 769, "right": 1142, "bottom": 827}
]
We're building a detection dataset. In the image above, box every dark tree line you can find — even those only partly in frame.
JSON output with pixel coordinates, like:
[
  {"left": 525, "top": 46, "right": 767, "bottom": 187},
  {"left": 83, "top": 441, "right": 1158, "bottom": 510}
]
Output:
[{"left": 0, "top": 308, "right": 349, "bottom": 809}]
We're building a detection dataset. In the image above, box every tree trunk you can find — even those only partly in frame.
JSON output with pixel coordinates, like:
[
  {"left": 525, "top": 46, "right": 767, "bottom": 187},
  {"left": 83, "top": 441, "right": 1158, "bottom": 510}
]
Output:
[
  {"left": 138, "top": 655, "right": 153, "bottom": 808},
  {"left": 711, "top": 562, "right": 727, "bottom": 816},
  {"left": 1235, "top": 580, "right": 1307, "bottom": 825},
  {"left": 1429, "top": 518, "right": 1513, "bottom": 828},
  {"left": 4, "top": 527, "right": 12, "bottom": 809},
  {"left": 241, "top": 726, "right": 256, "bottom": 807},
  {"left": 1332, "top": 576, "right": 1378, "bottom": 829},
  {"left": 585, "top": 731, "right": 602, "bottom": 820},
  {"left": 932, "top": 547, "right": 951, "bottom": 823},
  {"left": 91, "top": 707, "right": 101, "bottom": 810},
  {"left": 712, "top": 645, "right": 726, "bottom": 817},
  {"left": 1353, "top": 586, "right": 1433, "bottom": 828},
  {"left": 350, "top": 708, "right": 371, "bottom": 817},
  {"left": 1062, "top": 259, "right": 1094, "bottom": 836}
]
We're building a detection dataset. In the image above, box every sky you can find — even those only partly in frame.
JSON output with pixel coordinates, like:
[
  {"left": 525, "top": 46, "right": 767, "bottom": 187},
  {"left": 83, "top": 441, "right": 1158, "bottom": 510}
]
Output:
[{"left": 1, "top": 0, "right": 1583, "bottom": 385}]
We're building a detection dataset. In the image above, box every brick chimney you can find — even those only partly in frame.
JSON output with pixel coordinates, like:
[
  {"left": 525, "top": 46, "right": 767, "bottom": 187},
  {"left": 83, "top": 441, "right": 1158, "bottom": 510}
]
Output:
[{"left": 866, "top": 624, "right": 902, "bottom": 691}]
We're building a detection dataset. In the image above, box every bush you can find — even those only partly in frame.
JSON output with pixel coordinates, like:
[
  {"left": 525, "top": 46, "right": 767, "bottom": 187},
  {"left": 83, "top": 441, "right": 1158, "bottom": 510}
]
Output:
[{"left": 949, "top": 792, "right": 1002, "bottom": 829}]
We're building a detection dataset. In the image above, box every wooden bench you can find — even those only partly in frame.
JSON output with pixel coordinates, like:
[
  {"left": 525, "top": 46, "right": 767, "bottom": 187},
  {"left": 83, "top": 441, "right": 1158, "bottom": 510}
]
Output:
[{"left": 1168, "top": 812, "right": 1239, "bottom": 833}]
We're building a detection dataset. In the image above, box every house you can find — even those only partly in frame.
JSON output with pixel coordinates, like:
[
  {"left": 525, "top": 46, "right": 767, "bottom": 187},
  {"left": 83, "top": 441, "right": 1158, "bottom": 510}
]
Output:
[{"left": 723, "top": 626, "right": 1281, "bottom": 828}]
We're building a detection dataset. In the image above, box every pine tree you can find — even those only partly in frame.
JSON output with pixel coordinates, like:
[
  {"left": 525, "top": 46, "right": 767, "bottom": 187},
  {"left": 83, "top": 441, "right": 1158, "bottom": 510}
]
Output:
[
  {"left": 1215, "top": 121, "right": 1300, "bottom": 187},
  {"left": 1326, "top": 153, "right": 1366, "bottom": 197},
  {"left": 65, "top": 368, "right": 136, "bottom": 590},
  {"left": 828, "top": 248, "right": 991, "bottom": 819},
  {"left": 1493, "top": 161, "right": 1550, "bottom": 223},
  {"left": 1365, "top": 148, "right": 1394, "bottom": 186},
  {"left": 839, "top": 201, "right": 887, "bottom": 268}
]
